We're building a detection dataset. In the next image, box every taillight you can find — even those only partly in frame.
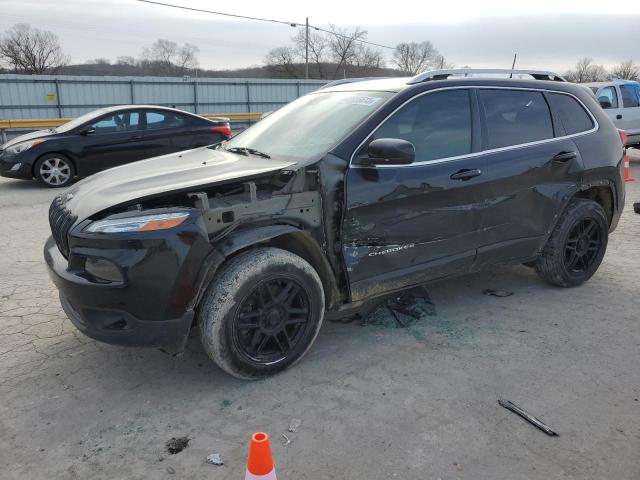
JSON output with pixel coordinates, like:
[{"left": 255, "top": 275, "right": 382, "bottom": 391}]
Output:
[
  {"left": 210, "top": 123, "right": 232, "bottom": 137},
  {"left": 619, "top": 129, "right": 628, "bottom": 146}
]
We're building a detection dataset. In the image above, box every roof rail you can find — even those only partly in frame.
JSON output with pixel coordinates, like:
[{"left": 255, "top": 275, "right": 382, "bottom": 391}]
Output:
[{"left": 407, "top": 69, "right": 567, "bottom": 85}]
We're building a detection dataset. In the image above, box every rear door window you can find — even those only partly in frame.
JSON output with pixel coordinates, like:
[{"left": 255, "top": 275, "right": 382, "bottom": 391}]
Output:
[
  {"left": 144, "top": 111, "right": 187, "bottom": 130},
  {"left": 597, "top": 86, "right": 618, "bottom": 109},
  {"left": 619, "top": 84, "right": 640, "bottom": 108},
  {"left": 480, "top": 89, "right": 553, "bottom": 149},
  {"left": 372, "top": 89, "right": 472, "bottom": 162},
  {"left": 547, "top": 93, "right": 594, "bottom": 135}
]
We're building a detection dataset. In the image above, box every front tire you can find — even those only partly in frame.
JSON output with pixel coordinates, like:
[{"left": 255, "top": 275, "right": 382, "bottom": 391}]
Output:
[
  {"left": 535, "top": 199, "right": 608, "bottom": 287},
  {"left": 198, "top": 247, "right": 325, "bottom": 379},
  {"left": 34, "top": 154, "right": 75, "bottom": 188}
]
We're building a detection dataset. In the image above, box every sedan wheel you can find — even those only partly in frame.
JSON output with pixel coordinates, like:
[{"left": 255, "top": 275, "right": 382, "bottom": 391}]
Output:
[{"left": 36, "top": 156, "right": 74, "bottom": 188}]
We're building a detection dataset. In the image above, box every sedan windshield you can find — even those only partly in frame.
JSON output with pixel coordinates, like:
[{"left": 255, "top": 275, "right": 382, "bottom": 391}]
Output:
[
  {"left": 55, "top": 108, "right": 111, "bottom": 133},
  {"left": 224, "top": 91, "right": 393, "bottom": 162}
]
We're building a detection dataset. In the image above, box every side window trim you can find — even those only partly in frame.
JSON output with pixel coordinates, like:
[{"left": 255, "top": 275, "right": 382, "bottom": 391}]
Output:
[
  {"left": 350, "top": 86, "right": 599, "bottom": 169},
  {"left": 352, "top": 88, "right": 475, "bottom": 166},
  {"left": 543, "top": 91, "right": 565, "bottom": 137}
]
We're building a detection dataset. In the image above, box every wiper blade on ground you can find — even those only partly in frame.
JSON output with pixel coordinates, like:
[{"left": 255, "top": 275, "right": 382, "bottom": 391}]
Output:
[{"left": 226, "top": 147, "right": 271, "bottom": 159}]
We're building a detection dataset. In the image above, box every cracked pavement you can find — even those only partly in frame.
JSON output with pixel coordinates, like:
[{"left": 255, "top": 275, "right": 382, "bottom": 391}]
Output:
[{"left": 1, "top": 155, "right": 639, "bottom": 479}]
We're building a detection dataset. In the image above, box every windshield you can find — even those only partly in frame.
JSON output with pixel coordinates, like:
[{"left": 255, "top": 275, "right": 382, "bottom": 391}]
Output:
[
  {"left": 224, "top": 91, "right": 393, "bottom": 162},
  {"left": 55, "top": 108, "right": 111, "bottom": 133}
]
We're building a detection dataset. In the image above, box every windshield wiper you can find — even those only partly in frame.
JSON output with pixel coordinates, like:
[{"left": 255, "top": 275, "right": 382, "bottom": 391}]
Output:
[{"left": 226, "top": 146, "right": 271, "bottom": 159}]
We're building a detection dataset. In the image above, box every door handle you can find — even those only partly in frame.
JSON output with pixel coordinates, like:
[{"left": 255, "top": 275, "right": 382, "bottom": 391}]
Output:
[
  {"left": 616, "top": 114, "right": 622, "bottom": 120},
  {"left": 552, "top": 151, "right": 577, "bottom": 162},
  {"left": 450, "top": 168, "right": 482, "bottom": 181},
  {"left": 130, "top": 134, "right": 142, "bottom": 140}
]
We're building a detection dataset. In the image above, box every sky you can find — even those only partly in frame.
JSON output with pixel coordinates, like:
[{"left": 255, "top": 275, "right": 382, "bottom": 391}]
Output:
[{"left": 1, "top": 0, "right": 639, "bottom": 72}]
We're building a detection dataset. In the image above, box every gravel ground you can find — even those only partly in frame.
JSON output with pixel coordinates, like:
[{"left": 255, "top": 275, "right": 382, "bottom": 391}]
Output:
[{"left": 1, "top": 152, "right": 639, "bottom": 479}]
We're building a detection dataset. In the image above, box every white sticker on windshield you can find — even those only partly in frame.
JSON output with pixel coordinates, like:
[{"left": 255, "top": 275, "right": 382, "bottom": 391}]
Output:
[{"left": 347, "top": 96, "right": 381, "bottom": 106}]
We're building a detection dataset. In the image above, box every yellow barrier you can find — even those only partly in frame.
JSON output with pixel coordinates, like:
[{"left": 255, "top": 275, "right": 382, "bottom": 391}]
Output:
[{"left": 0, "top": 113, "right": 262, "bottom": 130}]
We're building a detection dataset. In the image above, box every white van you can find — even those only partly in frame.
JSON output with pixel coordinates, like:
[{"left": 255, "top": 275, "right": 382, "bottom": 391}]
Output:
[{"left": 586, "top": 80, "right": 640, "bottom": 147}]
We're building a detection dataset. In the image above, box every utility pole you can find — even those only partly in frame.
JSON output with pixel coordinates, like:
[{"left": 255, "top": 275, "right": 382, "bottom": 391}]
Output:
[
  {"left": 510, "top": 53, "right": 517, "bottom": 78},
  {"left": 305, "top": 17, "right": 309, "bottom": 79}
]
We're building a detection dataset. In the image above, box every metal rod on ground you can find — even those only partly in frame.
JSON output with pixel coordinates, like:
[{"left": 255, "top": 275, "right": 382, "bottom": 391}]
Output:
[
  {"left": 305, "top": 17, "right": 309, "bottom": 80},
  {"left": 498, "top": 399, "right": 558, "bottom": 436}
]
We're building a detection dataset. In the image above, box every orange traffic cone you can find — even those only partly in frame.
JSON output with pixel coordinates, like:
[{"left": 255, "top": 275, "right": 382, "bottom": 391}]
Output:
[
  {"left": 245, "top": 432, "right": 277, "bottom": 480},
  {"left": 624, "top": 153, "right": 635, "bottom": 182}
]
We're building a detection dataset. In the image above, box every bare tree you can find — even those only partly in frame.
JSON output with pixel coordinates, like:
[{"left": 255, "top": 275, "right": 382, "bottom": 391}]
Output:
[
  {"left": 141, "top": 39, "right": 199, "bottom": 75},
  {"left": 392, "top": 41, "right": 439, "bottom": 75},
  {"left": 354, "top": 44, "right": 385, "bottom": 69},
  {"left": 327, "top": 25, "right": 368, "bottom": 78},
  {"left": 264, "top": 47, "right": 300, "bottom": 78},
  {"left": 565, "top": 57, "right": 608, "bottom": 83},
  {"left": 293, "top": 29, "right": 328, "bottom": 78},
  {"left": 0, "top": 23, "right": 69, "bottom": 73},
  {"left": 175, "top": 43, "right": 199, "bottom": 71},
  {"left": 611, "top": 60, "right": 639, "bottom": 81}
]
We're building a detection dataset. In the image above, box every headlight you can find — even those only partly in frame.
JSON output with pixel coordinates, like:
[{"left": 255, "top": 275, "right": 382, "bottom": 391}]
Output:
[
  {"left": 84, "top": 212, "right": 190, "bottom": 233},
  {"left": 6, "top": 139, "right": 45, "bottom": 155}
]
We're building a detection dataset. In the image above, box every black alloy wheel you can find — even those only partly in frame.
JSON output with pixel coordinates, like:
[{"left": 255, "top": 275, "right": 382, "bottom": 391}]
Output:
[
  {"left": 564, "top": 218, "right": 602, "bottom": 274},
  {"left": 232, "top": 277, "right": 311, "bottom": 364}
]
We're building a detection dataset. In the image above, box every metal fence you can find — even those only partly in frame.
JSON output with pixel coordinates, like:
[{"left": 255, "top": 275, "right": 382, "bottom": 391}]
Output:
[{"left": 0, "top": 74, "right": 327, "bottom": 140}]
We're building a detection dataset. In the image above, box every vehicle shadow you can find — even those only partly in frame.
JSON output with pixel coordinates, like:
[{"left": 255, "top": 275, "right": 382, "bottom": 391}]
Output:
[{"left": 65, "top": 264, "right": 547, "bottom": 392}]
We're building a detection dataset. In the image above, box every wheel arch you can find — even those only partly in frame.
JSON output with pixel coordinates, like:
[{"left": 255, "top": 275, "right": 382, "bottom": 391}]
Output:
[
  {"left": 574, "top": 183, "right": 615, "bottom": 227},
  {"left": 217, "top": 225, "right": 340, "bottom": 310},
  {"left": 32, "top": 151, "right": 77, "bottom": 179}
]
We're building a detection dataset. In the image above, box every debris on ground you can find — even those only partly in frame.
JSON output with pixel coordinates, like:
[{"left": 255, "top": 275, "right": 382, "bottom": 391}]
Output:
[
  {"left": 483, "top": 289, "right": 514, "bottom": 298},
  {"left": 288, "top": 418, "right": 302, "bottom": 433},
  {"left": 281, "top": 433, "right": 291, "bottom": 445},
  {"left": 498, "top": 399, "right": 558, "bottom": 436},
  {"left": 634, "top": 202, "right": 640, "bottom": 214},
  {"left": 166, "top": 436, "right": 190, "bottom": 454},
  {"left": 329, "top": 285, "right": 436, "bottom": 326},
  {"left": 206, "top": 452, "right": 224, "bottom": 465},
  {"left": 166, "top": 466, "right": 175, "bottom": 474},
  {"left": 365, "top": 286, "right": 437, "bottom": 328}
]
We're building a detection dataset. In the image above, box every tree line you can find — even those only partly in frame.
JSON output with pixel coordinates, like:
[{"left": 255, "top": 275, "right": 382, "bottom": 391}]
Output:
[
  {"left": 0, "top": 22, "right": 638, "bottom": 82},
  {"left": 263, "top": 25, "right": 452, "bottom": 79}
]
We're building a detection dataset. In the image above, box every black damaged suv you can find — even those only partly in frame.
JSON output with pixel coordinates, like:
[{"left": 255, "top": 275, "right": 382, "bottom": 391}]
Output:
[{"left": 45, "top": 69, "right": 625, "bottom": 379}]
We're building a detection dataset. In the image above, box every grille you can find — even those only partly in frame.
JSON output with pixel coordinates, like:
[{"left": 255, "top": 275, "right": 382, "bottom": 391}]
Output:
[{"left": 48, "top": 195, "right": 77, "bottom": 258}]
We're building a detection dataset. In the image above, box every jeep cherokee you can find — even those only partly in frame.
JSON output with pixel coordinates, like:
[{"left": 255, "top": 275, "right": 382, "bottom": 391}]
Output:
[{"left": 45, "top": 69, "right": 625, "bottom": 379}]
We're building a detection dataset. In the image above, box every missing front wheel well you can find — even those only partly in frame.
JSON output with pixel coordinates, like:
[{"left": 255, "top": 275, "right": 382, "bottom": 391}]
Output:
[{"left": 257, "top": 232, "right": 344, "bottom": 309}]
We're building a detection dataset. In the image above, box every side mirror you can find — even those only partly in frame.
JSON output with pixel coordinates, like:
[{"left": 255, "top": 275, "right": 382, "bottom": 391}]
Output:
[
  {"left": 598, "top": 96, "right": 612, "bottom": 109},
  {"left": 80, "top": 126, "right": 96, "bottom": 135},
  {"left": 360, "top": 138, "right": 415, "bottom": 166}
]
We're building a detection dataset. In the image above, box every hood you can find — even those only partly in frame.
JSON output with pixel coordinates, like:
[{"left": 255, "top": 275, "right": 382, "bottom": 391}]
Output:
[
  {"left": 2, "top": 129, "right": 55, "bottom": 149},
  {"left": 62, "top": 147, "right": 296, "bottom": 222}
]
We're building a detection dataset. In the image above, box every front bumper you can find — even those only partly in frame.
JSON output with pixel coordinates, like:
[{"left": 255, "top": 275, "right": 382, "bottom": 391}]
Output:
[
  {"left": 0, "top": 151, "right": 33, "bottom": 179},
  {"left": 44, "top": 215, "right": 223, "bottom": 353},
  {"left": 58, "top": 290, "right": 194, "bottom": 354}
]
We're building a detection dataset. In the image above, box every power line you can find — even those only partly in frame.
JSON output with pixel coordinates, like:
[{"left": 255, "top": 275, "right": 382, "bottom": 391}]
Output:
[
  {"left": 135, "top": 0, "right": 396, "bottom": 50},
  {"left": 136, "top": 0, "right": 296, "bottom": 27}
]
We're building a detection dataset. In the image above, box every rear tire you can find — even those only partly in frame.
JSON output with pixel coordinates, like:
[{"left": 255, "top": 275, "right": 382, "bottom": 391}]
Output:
[
  {"left": 535, "top": 199, "right": 608, "bottom": 287},
  {"left": 34, "top": 154, "right": 75, "bottom": 188},
  {"left": 198, "top": 247, "right": 325, "bottom": 379}
]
